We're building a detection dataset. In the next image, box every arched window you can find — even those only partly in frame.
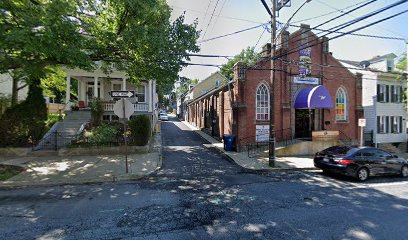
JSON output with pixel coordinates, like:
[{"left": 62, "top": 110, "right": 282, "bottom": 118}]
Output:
[
  {"left": 256, "top": 84, "right": 269, "bottom": 120},
  {"left": 336, "top": 88, "right": 347, "bottom": 121}
]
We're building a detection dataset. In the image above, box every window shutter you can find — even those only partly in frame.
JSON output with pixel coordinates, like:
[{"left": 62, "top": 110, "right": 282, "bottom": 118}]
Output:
[
  {"left": 386, "top": 85, "right": 389, "bottom": 102},
  {"left": 391, "top": 116, "right": 394, "bottom": 133},
  {"left": 377, "top": 85, "right": 380, "bottom": 102},
  {"left": 377, "top": 116, "right": 380, "bottom": 133},
  {"left": 400, "top": 86, "right": 403, "bottom": 103},
  {"left": 391, "top": 86, "right": 395, "bottom": 102},
  {"left": 385, "top": 116, "right": 389, "bottom": 133},
  {"left": 399, "top": 116, "right": 403, "bottom": 133}
]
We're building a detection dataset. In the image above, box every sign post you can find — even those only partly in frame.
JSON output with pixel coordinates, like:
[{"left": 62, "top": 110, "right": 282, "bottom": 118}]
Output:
[
  {"left": 113, "top": 98, "right": 134, "bottom": 173},
  {"left": 358, "top": 118, "right": 366, "bottom": 147}
]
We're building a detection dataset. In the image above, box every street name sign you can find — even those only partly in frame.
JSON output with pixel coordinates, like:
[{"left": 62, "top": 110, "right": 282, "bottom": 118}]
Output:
[{"left": 111, "top": 91, "right": 135, "bottom": 98}]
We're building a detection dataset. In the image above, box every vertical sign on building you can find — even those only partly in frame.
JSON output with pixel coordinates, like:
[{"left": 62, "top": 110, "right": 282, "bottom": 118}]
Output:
[{"left": 299, "top": 47, "right": 312, "bottom": 77}]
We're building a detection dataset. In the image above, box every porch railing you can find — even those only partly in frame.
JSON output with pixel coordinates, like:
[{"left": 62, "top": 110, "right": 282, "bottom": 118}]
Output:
[{"left": 103, "top": 102, "right": 149, "bottom": 112}]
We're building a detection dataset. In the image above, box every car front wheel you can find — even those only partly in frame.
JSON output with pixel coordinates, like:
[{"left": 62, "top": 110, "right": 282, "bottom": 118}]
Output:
[
  {"left": 357, "top": 167, "right": 369, "bottom": 182},
  {"left": 401, "top": 165, "right": 408, "bottom": 178}
]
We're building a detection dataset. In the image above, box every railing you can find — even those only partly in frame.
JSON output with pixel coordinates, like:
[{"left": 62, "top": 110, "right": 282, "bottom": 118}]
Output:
[
  {"left": 34, "top": 131, "right": 80, "bottom": 151},
  {"left": 103, "top": 102, "right": 149, "bottom": 112},
  {"left": 338, "top": 130, "right": 358, "bottom": 146},
  {"left": 239, "top": 128, "right": 296, "bottom": 158}
]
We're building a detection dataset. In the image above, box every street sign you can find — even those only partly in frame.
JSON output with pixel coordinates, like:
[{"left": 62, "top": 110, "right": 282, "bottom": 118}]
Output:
[
  {"left": 358, "top": 118, "right": 366, "bottom": 127},
  {"left": 113, "top": 99, "right": 134, "bottom": 119},
  {"left": 111, "top": 91, "right": 135, "bottom": 98},
  {"left": 277, "top": 0, "right": 291, "bottom": 11}
]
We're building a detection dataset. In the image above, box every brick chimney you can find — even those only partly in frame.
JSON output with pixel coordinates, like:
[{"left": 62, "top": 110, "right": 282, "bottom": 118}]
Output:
[
  {"left": 300, "top": 24, "right": 310, "bottom": 45},
  {"left": 261, "top": 43, "right": 271, "bottom": 58},
  {"left": 278, "top": 30, "right": 290, "bottom": 49}
]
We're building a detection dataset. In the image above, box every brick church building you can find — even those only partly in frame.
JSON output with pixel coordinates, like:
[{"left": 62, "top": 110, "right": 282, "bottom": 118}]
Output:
[{"left": 186, "top": 24, "right": 363, "bottom": 150}]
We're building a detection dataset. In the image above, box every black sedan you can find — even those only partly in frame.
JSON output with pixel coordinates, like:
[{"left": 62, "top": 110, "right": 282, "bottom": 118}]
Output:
[{"left": 314, "top": 146, "right": 408, "bottom": 181}]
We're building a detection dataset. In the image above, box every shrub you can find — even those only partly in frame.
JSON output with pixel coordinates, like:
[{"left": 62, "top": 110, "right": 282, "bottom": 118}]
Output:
[
  {"left": 88, "top": 124, "right": 117, "bottom": 144},
  {"left": 90, "top": 97, "right": 104, "bottom": 126},
  {"left": 129, "top": 115, "right": 151, "bottom": 146},
  {"left": 0, "top": 80, "right": 47, "bottom": 147}
]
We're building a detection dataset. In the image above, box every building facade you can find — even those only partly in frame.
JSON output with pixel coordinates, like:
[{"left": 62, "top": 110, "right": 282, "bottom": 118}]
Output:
[
  {"left": 341, "top": 54, "right": 407, "bottom": 148},
  {"left": 187, "top": 24, "right": 363, "bottom": 150}
]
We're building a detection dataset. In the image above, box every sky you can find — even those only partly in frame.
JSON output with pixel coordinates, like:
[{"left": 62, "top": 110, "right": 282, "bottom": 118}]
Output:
[{"left": 166, "top": 0, "right": 408, "bottom": 81}]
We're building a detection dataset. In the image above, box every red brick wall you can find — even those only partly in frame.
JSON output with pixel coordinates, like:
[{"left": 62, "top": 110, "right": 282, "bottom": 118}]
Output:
[{"left": 233, "top": 29, "right": 360, "bottom": 146}]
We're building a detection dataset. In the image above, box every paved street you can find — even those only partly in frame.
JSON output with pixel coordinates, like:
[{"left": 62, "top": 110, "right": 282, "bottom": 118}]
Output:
[{"left": 1, "top": 116, "right": 408, "bottom": 239}]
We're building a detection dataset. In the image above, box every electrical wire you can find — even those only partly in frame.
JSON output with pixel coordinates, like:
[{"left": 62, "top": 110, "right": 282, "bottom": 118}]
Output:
[
  {"left": 275, "top": 0, "right": 379, "bottom": 49},
  {"left": 198, "top": 23, "right": 269, "bottom": 43},
  {"left": 273, "top": 4, "right": 408, "bottom": 61},
  {"left": 315, "top": 0, "right": 406, "bottom": 38},
  {"left": 201, "top": 0, "right": 221, "bottom": 41}
]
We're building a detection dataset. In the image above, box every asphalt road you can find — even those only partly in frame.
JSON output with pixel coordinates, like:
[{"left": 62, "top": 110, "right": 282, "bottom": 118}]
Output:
[{"left": 1, "top": 116, "right": 408, "bottom": 239}]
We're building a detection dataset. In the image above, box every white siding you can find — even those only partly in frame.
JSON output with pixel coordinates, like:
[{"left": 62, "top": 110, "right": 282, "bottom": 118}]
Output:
[{"left": 375, "top": 102, "right": 407, "bottom": 143}]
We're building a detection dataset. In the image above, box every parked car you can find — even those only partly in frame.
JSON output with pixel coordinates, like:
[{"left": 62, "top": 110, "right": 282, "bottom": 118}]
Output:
[
  {"left": 159, "top": 112, "right": 169, "bottom": 121},
  {"left": 314, "top": 146, "right": 408, "bottom": 181}
]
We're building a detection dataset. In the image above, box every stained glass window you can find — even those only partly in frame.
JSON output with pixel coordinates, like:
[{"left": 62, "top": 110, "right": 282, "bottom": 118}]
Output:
[{"left": 336, "top": 88, "right": 347, "bottom": 121}]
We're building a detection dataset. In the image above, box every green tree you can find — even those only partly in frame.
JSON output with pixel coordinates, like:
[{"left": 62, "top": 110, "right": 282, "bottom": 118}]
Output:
[
  {"left": 0, "top": 0, "right": 199, "bottom": 145},
  {"left": 220, "top": 47, "right": 261, "bottom": 80}
]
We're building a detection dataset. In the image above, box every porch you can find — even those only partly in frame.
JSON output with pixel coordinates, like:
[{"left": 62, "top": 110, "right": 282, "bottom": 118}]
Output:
[{"left": 63, "top": 66, "right": 156, "bottom": 114}]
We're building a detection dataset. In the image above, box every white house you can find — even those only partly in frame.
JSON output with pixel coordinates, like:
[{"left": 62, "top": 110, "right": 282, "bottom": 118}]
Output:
[
  {"left": 63, "top": 64, "right": 158, "bottom": 123},
  {"left": 341, "top": 53, "right": 407, "bottom": 148}
]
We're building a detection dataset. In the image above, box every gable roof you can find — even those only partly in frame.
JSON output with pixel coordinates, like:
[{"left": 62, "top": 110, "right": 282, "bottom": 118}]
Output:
[{"left": 367, "top": 53, "right": 397, "bottom": 63}]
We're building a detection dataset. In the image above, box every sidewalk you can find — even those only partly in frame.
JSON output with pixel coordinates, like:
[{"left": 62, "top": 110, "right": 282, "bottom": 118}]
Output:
[
  {"left": 0, "top": 128, "right": 162, "bottom": 188},
  {"left": 182, "top": 121, "right": 316, "bottom": 171}
]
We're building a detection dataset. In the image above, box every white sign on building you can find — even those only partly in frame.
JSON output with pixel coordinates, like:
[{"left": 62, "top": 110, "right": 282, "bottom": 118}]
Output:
[
  {"left": 293, "top": 76, "right": 319, "bottom": 85},
  {"left": 256, "top": 125, "right": 269, "bottom": 142}
]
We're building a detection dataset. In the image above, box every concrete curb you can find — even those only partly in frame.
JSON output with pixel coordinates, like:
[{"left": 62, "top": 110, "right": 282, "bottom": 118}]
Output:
[{"left": 0, "top": 174, "right": 146, "bottom": 189}]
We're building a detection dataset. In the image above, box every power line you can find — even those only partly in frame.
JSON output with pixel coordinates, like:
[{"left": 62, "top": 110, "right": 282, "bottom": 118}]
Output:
[
  {"left": 170, "top": 5, "right": 265, "bottom": 24},
  {"left": 201, "top": 0, "right": 221, "bottom": 41},
  {"left": 198, "top": 22, "right": 269, "bottom": 43},
  {"left": 315, "top": 0, "right": 406, "bottom": 38},
  {"left": 284, "top": 23, "right": 405, "bottom": 41},
  {"left": 276, "top": 0, "right": 379, "bottom": 49},
  {"left": 209, "top": 0, "right": 229, "bottom": 34},
  {"left": 291, "top": 0, "right": 374, "bottom": 24},
  {"left": 200, "top": 0, "right": 213, "bottom": 40},
  {"left": 273, "top": 2, "right": 408, "bottom": 61}
]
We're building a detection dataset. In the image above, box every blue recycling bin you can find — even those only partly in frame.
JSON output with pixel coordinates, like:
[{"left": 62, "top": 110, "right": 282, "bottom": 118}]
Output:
[{"left": 223, "top": 134, "right": 236, "bottom": 151}]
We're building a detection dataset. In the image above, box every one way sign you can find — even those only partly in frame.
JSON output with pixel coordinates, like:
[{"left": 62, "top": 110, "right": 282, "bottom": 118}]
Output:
[{"left": 110, "top": 91, "right": 135, "bottom": 98}]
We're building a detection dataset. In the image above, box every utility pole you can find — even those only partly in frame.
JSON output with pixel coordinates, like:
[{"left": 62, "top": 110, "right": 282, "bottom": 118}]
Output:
[{"left": 268, "top": 0, "right": 277, "bottom": 167}]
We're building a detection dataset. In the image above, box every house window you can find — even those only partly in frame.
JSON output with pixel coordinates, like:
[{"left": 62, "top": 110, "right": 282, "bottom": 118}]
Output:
[
  {"left": 335, "top": 88, "right": 347, "bottom": 121},
  {"left": 391, "top": 116, "right": 403, "bottom": 133},
  {"left": 256, "top": 84, "right": 269, "bottom": 120},
  {"left": 377, "top": 116, "right": 389, "bottom": 134},
  {"left": 136, "top": 85, "right": 145, "bottom": 102},
  {"left": 393, "top": 86, "right": 403, "bottom": 103},
  {"left": 377, "top": 84, "right": 389, "bottom": 102},
  {"left": 112, "top": 83, "right": 122, "bottom": 91},
  {"left": 215, "top": 79, "right": 220, "bottom": 87}
]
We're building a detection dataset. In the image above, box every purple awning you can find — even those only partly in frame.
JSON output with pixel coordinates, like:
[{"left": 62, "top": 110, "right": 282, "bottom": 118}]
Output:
[{"left": 294, "top": 85, "right": 334, "bottom": 109}]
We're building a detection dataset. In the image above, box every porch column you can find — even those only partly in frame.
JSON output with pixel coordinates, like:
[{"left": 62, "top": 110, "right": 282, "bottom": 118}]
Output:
[
  {"left": 149, "top": 80, "right": 153, "bottom": 112},
  {"left": 65, "top": 75, "right": 71, "bottom": 110},
  {"left": 122, "top": 77, "right": 127, "bottom": 90},
  {"left": 94, "top": 76, "right": 98, "bottom": 98}
]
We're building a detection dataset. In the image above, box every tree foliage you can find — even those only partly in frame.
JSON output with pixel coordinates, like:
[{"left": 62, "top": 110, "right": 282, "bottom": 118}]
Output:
[
  {"left": 0, "top": 0, "right": 199, "bottom": 146},
  {"left": 220, "top": 47, "right": 261, "bottom": 80}
]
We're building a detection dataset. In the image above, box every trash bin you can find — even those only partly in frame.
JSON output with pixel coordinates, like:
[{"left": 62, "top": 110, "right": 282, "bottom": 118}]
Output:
[{"left": 223, "top": 134, "right": 236, "bottom": 151}]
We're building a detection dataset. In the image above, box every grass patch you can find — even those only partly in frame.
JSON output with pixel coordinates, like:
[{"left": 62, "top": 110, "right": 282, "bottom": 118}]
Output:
[{"left": 0, "top": 164, "right": 25, "bottom": 181}]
